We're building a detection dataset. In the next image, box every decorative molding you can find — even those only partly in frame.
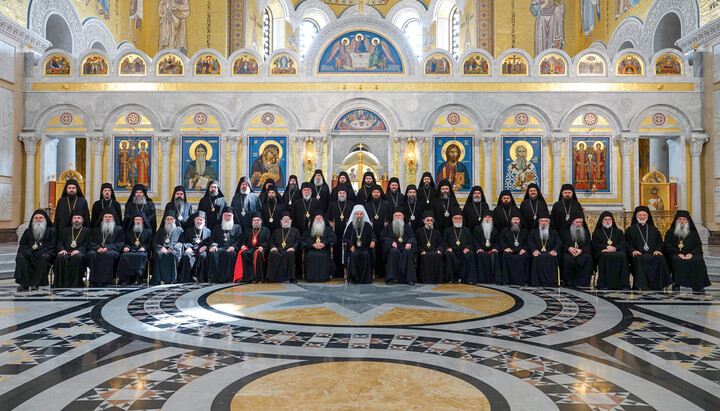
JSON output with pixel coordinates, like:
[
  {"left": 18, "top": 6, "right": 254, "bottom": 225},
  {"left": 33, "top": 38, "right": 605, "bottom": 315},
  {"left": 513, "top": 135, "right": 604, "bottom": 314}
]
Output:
[
  {"left": 480, "top": 135, "right": 498, "bottom": 156},
  {"left": 28, "top": 0, "right": 85, "bottom": 55},
  {"left": 548, "top": 135, "right": 566, "bottom": 156},
  {"left": 157, "top": 133, "right": 174, "bottom": 154},
  {"left": 0, "top": 14, "right": 51, "bottom": 52},
  {"left": 225, "top": 133, "right": 242, "bottom": 154},
  {"left": 617, "top": 134, "right": 638, "bottom": 157},
  {"left": 676, "top": 18, "right": 720, "bottom": 52},
  {"left": 687, "top": 133, "right": 709, "bottom": 157},
  {"left": 18, "top": 132, "right": 41, "bottom": 155},
  {"left": 638, "top": 0, "right": 699, "bottom": 56},
  {"left": 607, "top": 18, "right": 642, "bottom": 57},
  {"left": 82, "top": 19, "right": 117, "bottom": 57},
  {"left": 87, "top": 132, "right": 107, "bottom": 155}
]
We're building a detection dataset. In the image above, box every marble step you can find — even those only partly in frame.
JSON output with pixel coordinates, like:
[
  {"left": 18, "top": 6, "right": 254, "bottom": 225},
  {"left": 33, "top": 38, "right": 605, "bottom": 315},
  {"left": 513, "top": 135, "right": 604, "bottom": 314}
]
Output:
[
  {"left": 0, "top": 252, "right": 15, "bottom": 280},
  {"left": 705, "top": 256, "right": 720, "bottom": 283}
]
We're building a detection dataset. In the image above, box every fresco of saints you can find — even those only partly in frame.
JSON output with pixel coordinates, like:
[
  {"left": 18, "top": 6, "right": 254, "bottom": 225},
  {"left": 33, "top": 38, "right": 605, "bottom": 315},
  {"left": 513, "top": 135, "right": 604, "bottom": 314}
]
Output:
[
  {"left": 128, "top": 0, "right": 143, "bottom": 43},
  {"left": 135, "top": 141, "right": 151, "bottom": 186},
  {"left": 436, "top": 143, "right": 470, "bottom": 191},
  {"left": 531, "top": 0, "right": 565, "bottom": 56},
  {"left": 590, "top": 141, "right": 606, "bottom": 183},
  {"left": 158, "top": 0, "right": 190, "bottom": 55},
  {"left": 581, "top": 0, "right": 601, "bottom": 38},
  {"left": 505, "top": 143, "right": 538, "bottom": 191},
  {"left": 183, "top": 143, "right": 218, "bottom": 191},
  {"left": 648, "top": 187, "right": 665, "bottom": 211},
  {"left": 117, "top": 141, "right": 132, "bottom": 188},
  {"left": 573, "top": 142, "right": 590, "bottom": 183},
  {"left": 250, "top": 143, "right": 285, "bottom": 190}
]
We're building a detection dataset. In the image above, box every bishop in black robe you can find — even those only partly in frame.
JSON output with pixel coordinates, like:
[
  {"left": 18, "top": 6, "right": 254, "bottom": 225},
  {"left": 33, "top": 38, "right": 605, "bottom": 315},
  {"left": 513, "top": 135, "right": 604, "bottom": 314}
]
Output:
[
  {"left": 309, "top": 169, "right": 331, "bottom": 213},
  {"left": 384, "top": 177, "right": 406, "bottom": 209},
  {"left": 54, "top": 211, "right": 90, "bottom": 288},
  {"left": 266, "top": 212, "right": 302, "bottom": 283},
  {"left": 200, "top": 180, "right": 229, "bottom": 231},
  {"left": 499, "top": 209, "right": 530, "bottom": 286},
  {"left": 626, "top": 206, "right": 671, "bottom": 290},
  {"left": 550, "top": 184, "right": 584, "bottom": 232},
  {"left": 528, "top": 211, "right": 562, "bottom": 287},
  {"left": 431, "top": 179, "right": 459, "bottom": 234},
  {"left": 90, "top": 183, "right": 122, "bottom": 229},
  {"left": 330, "top": 171, "right": 357, "bottom": 203},
  {"left": 150, "top": 211, "right": 184, "bottom": 285},
  {"left": 117, "top": 211, "right": 153, "bottom": 285},
  {"left": 591, "top": 211, "right": 630, "bottom": 290},
  {"left": 230, "top": 177, "right": 261, "bottom": 231},
  {"left": 257, "top": 178, "right": 276, "bottom": 205},
  {"left": 416, "top": 172, "right": 436, "bottom": 207},
  {"left": 261, "top": 185, "right": 285, "bottom": 233},
  {"left": 559, "top": 211, "right": 594, "bottom": 287},
  {"left": 343, "top": 205, "right": 377, "bottom": 284},
  {"left": 283, "top": 175, "right": 301, "bottom": 209},
  {"left": 207, "top": 206, "right": 243, "bottom": 283},
  {"left": 15, "top": 210, "right": 56, "bottom": 291},
  {"left": 355, "top": 171, "right": 380, "bottom": 205},
  {"left": 443, "top": 208, "right": 475, "bottom": 284},
  {"left": 301, "top": 211, "right": 337, "bottom": 282},
  {"left": 235, "top": 213, "right": 271, "bottom": 283},
  {"left": 519, "top": 183, "right": 548, "bottom": 231},
  {"left": 54, "top": 179, "right": 90, "bottom": 235},
  {"left": 86, "top": 208, "right": 125, "bottom": 286},
  {"left": 664, "top": 210, "right": 710, "bottom": 292},
  {"left": 291, "top": 182, "right": 323, "bottom": 233},
  {"left": 123, "top": 184, "right": 157, "bottom": 233},
  {"left": 473, "top": 209, "right": 501, "bottom": 284},
  {"left": 364, "top": 185, "right": 392, "bottom": 277},
  {"left": 492, "top": 190, "right": 520, "bottom": 230},
  {"left": 381, "top": 208, "right": 417, "bottom": 285},
  {"left": 416, "top": 211, "right": 444, "bottom": 284},
  {"left": 403, "top": 185, "right": 425, "bottom": 231},
  {"left": 463, "top": 186, "right": 489, "bottom": 232},
  {"left": 178, "top": 211, "right": 212, "bottom": 283},
  {"left": 163, "top": 185, "right": 194, "bottom": 230},
  {"left": 328, "top": 185, "right": 354, "bottom": 277}
]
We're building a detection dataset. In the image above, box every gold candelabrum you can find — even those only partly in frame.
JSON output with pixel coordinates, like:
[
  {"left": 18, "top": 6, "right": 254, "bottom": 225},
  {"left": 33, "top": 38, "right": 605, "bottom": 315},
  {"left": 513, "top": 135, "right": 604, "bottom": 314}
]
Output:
[
  {"left": 406, "top": 150, "right": 417, "bottom": 188},
  {"left": 304, "top": 140, "right": 315, "bottom": 176}
]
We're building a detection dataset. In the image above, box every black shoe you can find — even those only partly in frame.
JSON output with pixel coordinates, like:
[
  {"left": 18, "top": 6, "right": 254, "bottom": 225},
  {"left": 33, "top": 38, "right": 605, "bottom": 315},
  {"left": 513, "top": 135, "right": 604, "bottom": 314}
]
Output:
[
  {"left": 16, "top": 286, "right": 28, "bottom": 292},
  {"left": 468, "top": 281, "right": 475, "bottom": 285},
  {"left": 672, "top": 285, "right": 680, "bottom": 291},
  {"left": 30, "top": 286, "right": 39, "bottom": 291},
  {"left": 408, "top": 281, "right": 415, "bottom": 286},
  {"left": 289, "top": 279, "right": 297, "bottom": 284}
]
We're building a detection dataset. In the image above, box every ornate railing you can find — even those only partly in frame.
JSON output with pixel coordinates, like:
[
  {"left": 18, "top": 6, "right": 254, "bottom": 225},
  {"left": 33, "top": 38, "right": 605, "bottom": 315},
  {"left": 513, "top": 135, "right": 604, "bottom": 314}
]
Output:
[{"left": 584, "top": 209, "right": 677, "bottom": 239}]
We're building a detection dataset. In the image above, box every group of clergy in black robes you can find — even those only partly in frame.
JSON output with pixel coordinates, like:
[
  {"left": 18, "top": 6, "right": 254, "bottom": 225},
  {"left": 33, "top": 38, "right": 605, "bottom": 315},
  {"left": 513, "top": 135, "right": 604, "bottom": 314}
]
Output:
[{"left": 14, "top": 174, "right": 711, "bottom": 293}]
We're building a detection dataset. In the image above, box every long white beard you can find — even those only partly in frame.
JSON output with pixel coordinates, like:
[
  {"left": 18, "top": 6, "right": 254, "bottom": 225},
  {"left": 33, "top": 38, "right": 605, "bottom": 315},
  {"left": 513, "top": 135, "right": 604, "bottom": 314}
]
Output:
[
  {"left": 310, "top": 221, "right": 325, "bottom": 237},
  {"left": 602, "top": 222, "right": 613, "bottom": 229},
  {"left": 174, "top": 199, "right": 185, "bottom": 213},
  {"left": 453, "top": 222, "right": 463, "bottom": 229},
  {"left": 303, "top": 193, "right": 311, "bottom": 201},
  {"left": 133, "top": 196, "right": 146, "bottom": 206},
  {"left": 196, "top": 155, "right": 206, "bottom": 176},
  {"left": 674, "top": 223, "right": 690, "bottom": 238},
  {"left": 539, "top": 226, "right": 549, "bottom": 241},
  {"left": 32, "top": 221, "right": 47, "bottom": 241},
  {"left": 241, "top": 187, "right": 250, "bottom": 195},
  {"left": 516, "top": 156, "right": 528, "bottom": 170},
  {"left": 194, "top": 222, "right": 205, "bottom": 230},
  {"left": 481, "top": 220, "right": 493, "bottom": 240},
  {"left": 570, "top": 225, "right": 585, "bottom": 243},
  {"left": 221, "top": 220, "right": 234, "bottom": 231},
  {"left": 281, "top": 221, "right": 291, "bottom": 229},
  {"left": 133, "top": 224, "right": 144, "bottom": 233},
  {"left": 164, "top": 222, "right": 176, "bottom": 234},
  {"left": 101, "top": 220, "right": 115, "bottom": 237},
  {"left": 392, "top": 219, "right": 404, "bottom": 237}
]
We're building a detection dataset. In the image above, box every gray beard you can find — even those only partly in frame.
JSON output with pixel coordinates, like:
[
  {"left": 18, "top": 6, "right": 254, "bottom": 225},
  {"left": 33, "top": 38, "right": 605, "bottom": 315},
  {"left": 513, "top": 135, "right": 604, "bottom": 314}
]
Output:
[
  {"left": 194, "top": 222, "right": 205, "bottom": 230},
  {"left": 473, "top": 197, "right": 482, "bottom": 203},
  {"left": 392, "top": 219, "right": 404, "bottom": 237},
  {"left": 281, "top": 222, "right": 291, "bottom": 229},
  {"left": 570, "top": 225, "right": 585, "bottom": 243},
  {"left": 209, "top": 189, "right": 219, "bottom": 197},
  {"left": 164, "top": 222, "right": 176, "bottom": 234},
  {"left": 516, "top": 156, "right": 528, "bottom": 170},
  {"left": 511, "top": 224, "right": 520, "bottom": 234},
  {"left": 442, "top": 193, "right": 449, "bottom": 200},
  {"left": 602, "top": 222, "right": 613, "bottom": 229},
  {"left": 133, "top": 196, "right": 146, "bottom": 206},
  {"left": 196, "top": 156, "right": 206, "bottom": 176},
  {"left": 453, "top": 222, "right": 463, "bottom": 229},
  {"left": 674, "top": 223, "right": 690, "bottom": 238},
  {"left": 252, "top": 223, "right": 262, "bottom": 229},
  {"left": 481, "top": 220, "right": 493, "bottom": 241},
  {"left": 101, "top": 220, "right": 115, "bottom": 237},
  {"left": 338, "top": 196, "right": 347, "bottom": 203},
  {"left": 354, "top": 219, "right": 364, "bottom": 232},
  {"left": 408, "top": 196, "right": 416, "bottom": 205},
  {"left": 539, "top": 226, "right": 549, "bottom": 241},
  {"left": 32, "top": 221, "right": 47, "bottom": 241},
  {"left": 288, "top": 184, "right": 297, "bottom": 191},
  {"left": 133, "top": 224, "right": 144, "bottom": 233},
  {"left": 303, "top": 194, "right": 311, "bottom": 201},
  {"left": 72, "top": 222, "right": 83, "bottom": 230},
  {"left": 314, "top": 178, "right": 323, "bottom": 186},
  {"left": 637, "top": 219, "right": 647, "bottom": 226},
  {"left": 174, "top": 198, "right": 185, "bottom": 213},
  {"left": 310, "top": 221, "right": 325, "bottom": 237},
  {"left": 241, "top": 187, "right": 250, "bottom": 195},
  {"left": 221, "top": 220, "right": 234, "bottom": 231},
  {"left": 268, "top": 197, "right": 276, "bottom": 206}
]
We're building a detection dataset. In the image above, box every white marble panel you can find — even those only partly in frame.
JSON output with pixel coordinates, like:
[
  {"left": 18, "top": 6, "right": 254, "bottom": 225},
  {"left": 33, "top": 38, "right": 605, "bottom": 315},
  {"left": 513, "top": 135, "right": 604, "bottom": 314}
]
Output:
[
  {"left": 0, "top": 88, "right": 13, "bottom": 177},
  {"left": 715, "top": 90, "right": 720, "bottom": 179},
  {"left": 715, "top": 185, "right": 720, "bottom": 223},
  {"left": 714, "top": 43, "right": 720, "bottom": 84},
  {"left": 0, "top": 40, "right": 14, "bottom": 83},
  {"left": 0, "top": 182, "right": 12, "bottom": 221}
]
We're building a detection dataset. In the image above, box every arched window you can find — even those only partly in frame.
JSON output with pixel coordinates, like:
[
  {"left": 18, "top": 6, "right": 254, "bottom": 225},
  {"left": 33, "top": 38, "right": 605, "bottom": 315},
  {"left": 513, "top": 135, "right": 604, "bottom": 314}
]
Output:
[
  {"left": 403, "top": 19, "right": 423, "bottom": 60},
  {"left": 299, "top": 19, "right": 319, "bottom": 61},
  {"left": 450, "top": 7, "right": 460, "bottom": 60},
  {"left": 263, "top": 8, "right": 272, "bottom": 58}
]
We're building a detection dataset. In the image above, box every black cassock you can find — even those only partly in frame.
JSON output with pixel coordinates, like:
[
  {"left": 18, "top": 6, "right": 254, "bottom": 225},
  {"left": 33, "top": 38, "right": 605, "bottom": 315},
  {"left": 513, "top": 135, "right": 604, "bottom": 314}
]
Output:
[
  {"left": 492, "top": 204, "right": 519, "bottom": 231},
  {"left": 364, "top": 199, "right": 392, "bottom": 277},
  {"left": 355, "top": 184, "right": 376, "bottom": 205},
  {"left": 591, "top": 227, "right": 630, "bottom": 289},
  {"left": 472, "top": 225, "right": 501, "bottom": 284},
  {"left": 559, "top": 226, "right": 594, "bottom": 287},
  {"left": 463, "top": 201, "right": 488, "bottom": 232},
  {"left": 178, "top": 226, "right": 211, "bottom": 283},
  {"left": 330, "top": 185, "right": 357, "bottom": 203},
  {"left": 291, "top": 198, "right": 323, "bottom": 233},
  {"left": 261, "top": 201, "right": 286, "bottom": 233},
  {"left": 311, "top": 184, "right": 331, "bottom": 213},
  {"left": 15, "top": 226, "right": 56, "bottom": 288},
  {"left": 381, "top": 222, "right": 417, "bottom": 284},
  {"left": 415, "top": 226, "right": 444, "bottom": 284},
  {"left": 403, "top": 200, "right": 425, "bottom": 231},
  {"left": 55, "top": 197, "right": 90, "bottom": 234},
  {"left": 301, "top": 226, "right": 336, "bottom": 282},
  {"left": 162, "top": 201, "right": 194, "bottom": 230},
  {"left": 116, "top": 226, "right": 153, "bottom": 285},
  {"left": 343, "top": 222, "right": 376, "bottom": 284},
  {"left": 90, "top": 199, "right": 122, "bottom": 229},
  {"left": 230, "top": 193, "right": 260, "bottom": 231},
  {"left": 267, "top": 227, "right": 301, "bottom": 282},
  {"left": 150, "top": 227, "right": 184, "bottom": 285},
  {"left": 498, "top": 227, "right": 529, "bottom": 286},
  {"left": 329, "top": 200, "right": 354, "bottom": 277},
  {"left": 283, "top": 187, "right": 301, "bottom": 209},
  {"left": 550, "top": 200, "right": 582, "bottom": 232},
  {"left": 664, "top": 230, "right": 710, "bottom": 291},
  {"left": 527, "top": 228, "right": 562, "bottom": 287},
  {"left": 443, "top": 226, "right": 475, "bottom": 283},
  {"left": 54, "top": 226, "right": 90, "bottom": 288},
  {"left": 124, "top": 202, "right": 157, "bottom": 233},
  {"left": 200, "top": 195, "right": 229, "bottom": 231},
  {"left": 431, "top": 197, "right": 459, "bottom": 234},
  {"left": 236, "top": 227, "right": 271, "bottom": 283},
  {"left": 86, "top": 225, "right": 125, "bottom": 286},
  {"left": 520, "top": 199, "right": 548, "bottom": 231},
  {"left": 207, "top": 225, "right": 242, "bottom": 283},
  {"left": 384, "top": 191, "right": 406, "bottom": 209},
  {"left": 626, "top": 224, "right": 671, "bottom": 290}
]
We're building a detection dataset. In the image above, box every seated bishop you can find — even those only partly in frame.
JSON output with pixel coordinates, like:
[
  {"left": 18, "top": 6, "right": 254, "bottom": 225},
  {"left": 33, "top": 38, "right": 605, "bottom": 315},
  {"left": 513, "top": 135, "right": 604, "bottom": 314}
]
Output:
[
  {"left": 415, "top": 211, "right": 444, "bottom": 284},
  {"left": 117, "top": 211, "right": 153, "bottom": 286},
  {"left": 473, "top": 209, "right": 501, "bottom": 284},
  {"left": 527, "top": 209, "right": 561, "bottom": 287},
  {"left": 381, "top": 207, "right": 417, "bottom": 285},
  {"left": 86, "top": 208, "right": 125, "bottom": 287},
  {"left": 498, "top": 210, "right": 529, "bottom": 286},
  {"left": 442, "top": 208, "right": 475, "bottom": 284},
  {"left": 266, "top": 212, "right": 302, "bottom": 283},
  {"left": 591, "top": 211, "right": 630, "bottom": 290},
  {"left": 151, "top": 211, "right": 184, "bottom": 285},
  {"left": 54, "top": 211, "right": 90, "bottom": 288},
  {"left": 207, "top": 206, "right": 242, "bottom": 283},
  {"left": 343, "top": 205, "right": 377, "bottom": 284},
  {"left": 559, "top": 211, "right": 594, "bottom": 287},
  {"left": 301, "top": 210, "right": 337, "bottom": 282},
  {"left": 15, "top": 210, "right": 57, "bottom": 291},
  {"left": 664, "top": 210, "right": 710, "bottom": 292},
  {"left": 178, "top": 211, "right": 212, "bottom": 283},
  {"left": 625, "top": 206, "right": 671, "bottom": 290},
  {"left": 235, "top": 212, "right": 271, "bottom": 283}
]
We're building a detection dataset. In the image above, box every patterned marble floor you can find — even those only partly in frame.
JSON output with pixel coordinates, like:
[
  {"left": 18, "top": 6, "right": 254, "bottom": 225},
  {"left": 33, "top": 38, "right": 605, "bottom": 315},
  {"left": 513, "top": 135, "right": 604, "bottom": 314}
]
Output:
[{"left": 0, "top": 279, "right": 718, "bottom": 410}]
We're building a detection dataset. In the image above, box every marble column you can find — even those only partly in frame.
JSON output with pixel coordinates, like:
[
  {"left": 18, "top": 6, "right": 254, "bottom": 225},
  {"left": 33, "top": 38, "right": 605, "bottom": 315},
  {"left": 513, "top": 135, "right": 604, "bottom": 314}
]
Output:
[
  {"left": 548, "top": 134, "right": 566, "bottom": 199},
  {"left": 395, "top": 136, "right": 408, "bottom": 187},
  {"left": 293, "top": 136, "right": 308, "bottom": 182},
  {"left": 157, "top": 133, "right": 174, "bottom": 205},
  {"left": 688, "top": 133, "right": 710, "bottom": 230},
  {"left": 225, "top": 133, "right": 242, "bottom": 194},
  {"left": 88, "top": 132, "right": 106, "bottom": 203},
  {"left": 617, "top": 134, "right": 638, "bottom": 211},
  {"left": 18, "top": 132, "right": 41, "bottom": 225},
  {"left": 56, "top": 138, "right": 75, "bottom": 179},
  {"left": 480, "top": 134, "right": 498, "bottom": 196},
  {"left": 415, "top": 135, "right": 428, "bottom": 177},
  {"left": 313, "top": 136, "right": 326, "bottom": 175}
]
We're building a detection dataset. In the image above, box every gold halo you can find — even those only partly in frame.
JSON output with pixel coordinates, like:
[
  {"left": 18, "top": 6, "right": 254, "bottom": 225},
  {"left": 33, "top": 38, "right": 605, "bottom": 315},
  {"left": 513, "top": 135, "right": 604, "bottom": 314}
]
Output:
[
  {"left": 593, "top": 141, "right": 605, "bottom": 150},
  {"left": 355, "top": 33, "right": 364, "bottom": 42},
  {"left": 189, "top": 139, "right": 213, "bottom": 161},
  {"left": 509, "top": 140, "right": 533, "bottom": 162},
  {"left": 371, "top": 37, "right": 380, "bottom": 46},
  {"left": 575, "top": 141, "right": 587, "bottom": 151},
  {"left": 258, "top": 140, "right": 283, "bottom": 161},
  {"left": 440, "top": 140, "right": 465, "bottom": 162},
  {"left": 119, "top": 139, "right": 129, "bottom": 149},
  {"left": 341, "top": 37, "right": 350, "bottom": 46}
]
